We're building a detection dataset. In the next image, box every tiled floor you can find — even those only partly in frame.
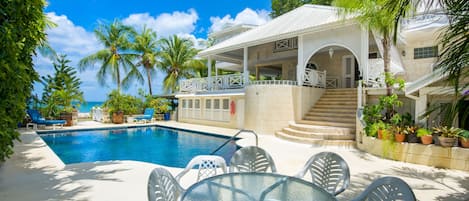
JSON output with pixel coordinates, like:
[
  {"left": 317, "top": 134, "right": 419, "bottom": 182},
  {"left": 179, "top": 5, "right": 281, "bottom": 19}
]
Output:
[{"left": 0, "top": 121, "right": 468, "bottom": 200}]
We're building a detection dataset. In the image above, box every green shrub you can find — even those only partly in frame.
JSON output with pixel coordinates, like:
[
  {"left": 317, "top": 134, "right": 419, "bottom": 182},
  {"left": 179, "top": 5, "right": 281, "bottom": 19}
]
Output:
[
  {"left": 103, "top": 90, "right": 143, "bottom": 115},
  {"left": 0, "top": 0, "right": 47, "bottom": 161}
]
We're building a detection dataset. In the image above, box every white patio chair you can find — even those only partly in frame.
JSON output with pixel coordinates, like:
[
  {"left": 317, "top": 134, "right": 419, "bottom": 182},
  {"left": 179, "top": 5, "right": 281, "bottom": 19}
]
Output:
[
  {"left": 229, "top": 146, "right": 277, "bottom": 173},
  {"left": 295, "top": 152, "right": 350, "bottom": 196},
  {"left": 148, "top": 167, "right": 185, "bottom": 201},
  {"left": 176, "top": 155, "right": 227, "bottom": 182}
]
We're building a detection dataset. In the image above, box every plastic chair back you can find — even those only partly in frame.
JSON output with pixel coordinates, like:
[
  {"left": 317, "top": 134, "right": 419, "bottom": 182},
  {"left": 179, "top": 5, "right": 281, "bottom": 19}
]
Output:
[
  {"left": 295, "top": 152, "right": 350, "bottom": 195},
  {"left": 352, "top": 176, "right": 416, "bottom": 201},
  {"left": 229, "top": 146, "right": 277, "bottom": 173},
  {"left": 148, "top": 167, "right": 184, "bottom": 201},
  {"left": 176, "top": 155, "right": 227, "bottom": 182}
]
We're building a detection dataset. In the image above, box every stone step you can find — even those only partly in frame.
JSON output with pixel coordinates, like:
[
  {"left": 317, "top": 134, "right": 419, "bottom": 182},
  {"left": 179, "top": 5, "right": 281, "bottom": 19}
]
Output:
[
  {"left": 275, "top": 131, "right": 356, "bottom": 148},
  {"left": 313, "top": 104, "right": 357, "bottom": 109},
  {"left": 298, "top": 120, "right": 356, "bottom": 129},
  {"left": 319, "top": 97, "right": 358, "bottom": 102},
  {"left": 324, "top": 90, "right": 357, "bottom": 95},
  {"left": 282, "top": 127, "right": 356, "bottom": 140},
  {"left": 309, "top": 108, "right": 357, "bottom": 113},
  {"left": 321, "top": 93, "right": 357, "bottom": 98},
  {"left": 288, "top": 122, "right": 355, "bottom": 134},
  {"left": 315, "top": 100, "right": 358, "bottom": 106},
  {"left": 304, "top": 112, "right": 356, "bottom": 118},
  {"left": 303, "top": 116, "right": 355, "bottom": 124}
]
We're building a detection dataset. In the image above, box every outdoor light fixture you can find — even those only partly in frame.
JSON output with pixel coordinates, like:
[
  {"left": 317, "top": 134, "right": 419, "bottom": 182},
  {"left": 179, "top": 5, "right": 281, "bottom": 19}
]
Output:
[{"left": 329, "top": 48, "right": 334, "bottom": 58}]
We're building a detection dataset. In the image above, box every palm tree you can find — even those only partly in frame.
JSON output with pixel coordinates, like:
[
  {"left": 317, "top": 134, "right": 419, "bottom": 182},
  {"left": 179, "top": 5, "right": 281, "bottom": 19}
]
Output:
[
  {"left": 333, "top": 0, "right": 410, "bottom": 96},
  {"left": 158, "top": 35, "right": 205, "bottom": 93},
  {"left": 128, "top": 26, "right": 159, "bottom": 95},
  {"left": 78, "top": 19, "right": 137, "bottom": 91}
]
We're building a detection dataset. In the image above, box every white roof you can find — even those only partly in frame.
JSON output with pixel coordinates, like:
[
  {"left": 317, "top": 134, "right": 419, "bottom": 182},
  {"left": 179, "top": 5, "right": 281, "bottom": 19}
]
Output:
[{"left": 199, "top": 5, "right": 353, "bottom": 57}]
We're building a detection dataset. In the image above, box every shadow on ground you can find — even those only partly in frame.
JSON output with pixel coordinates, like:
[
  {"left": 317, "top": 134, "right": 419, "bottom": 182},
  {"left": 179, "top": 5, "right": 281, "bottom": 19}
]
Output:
[
  {"left": 0, "top": 133, "right": 131, "bottom": 201},
  {"left": 337, "top": 165, "right": 469, "bottom": 201}
]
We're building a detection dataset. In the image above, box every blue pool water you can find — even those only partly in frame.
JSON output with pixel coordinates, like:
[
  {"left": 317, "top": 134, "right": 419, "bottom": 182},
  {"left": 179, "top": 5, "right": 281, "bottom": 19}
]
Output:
[{"left": 40, "top": 126, "right": 238, "bottom": 168}]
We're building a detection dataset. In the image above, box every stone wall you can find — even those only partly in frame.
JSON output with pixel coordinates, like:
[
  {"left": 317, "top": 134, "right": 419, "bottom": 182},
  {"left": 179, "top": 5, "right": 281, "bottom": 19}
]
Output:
[{"left": 357, "top": 136, "right": 469, "bottom": 171}]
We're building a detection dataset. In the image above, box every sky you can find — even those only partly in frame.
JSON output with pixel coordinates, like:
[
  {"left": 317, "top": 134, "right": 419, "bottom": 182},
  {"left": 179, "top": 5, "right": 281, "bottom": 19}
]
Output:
[{"left": 34, "top": 0, "right": 273, "bottom": 101}]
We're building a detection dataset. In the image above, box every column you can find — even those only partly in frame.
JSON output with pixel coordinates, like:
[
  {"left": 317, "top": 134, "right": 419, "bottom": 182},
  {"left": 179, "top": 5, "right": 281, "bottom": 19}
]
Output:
[
  {"left": 414, "top": 94, "right": 428, "bottom": 126},
  {"left": 297, "top": 35, "right": 304, "bottom": 86},
  {"left": 361, "top": 27, "right": 369, "bottom": 83},
  {"left": 243, "top": 47, "right": 249, "bottom": 85},
  {"left": 207, "top": 56, "right": 212, "bottom": 90}
]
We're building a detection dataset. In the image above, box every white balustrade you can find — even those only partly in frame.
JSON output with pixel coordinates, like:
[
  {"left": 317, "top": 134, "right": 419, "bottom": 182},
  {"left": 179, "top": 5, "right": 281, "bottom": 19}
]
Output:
[
  {"left": 302, "top": 69, "right": 326, "bottom": 88},
  {"left": 250, "top": 80, "right": 298, "bottom": 86},
  {"left": 180, "top": 74, "right": 245, "bottom": 92}
]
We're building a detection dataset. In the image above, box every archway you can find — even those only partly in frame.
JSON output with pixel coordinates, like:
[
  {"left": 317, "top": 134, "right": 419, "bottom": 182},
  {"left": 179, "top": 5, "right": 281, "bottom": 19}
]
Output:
[{"left": 305, "top": 45, "right": 361, "bottom": 88}]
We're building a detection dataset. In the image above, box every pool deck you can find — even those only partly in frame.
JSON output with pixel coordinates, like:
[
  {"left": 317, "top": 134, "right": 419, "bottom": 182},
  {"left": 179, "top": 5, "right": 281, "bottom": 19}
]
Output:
[{"left": 1, "top": 121, "right": 468, "bottom": 201}]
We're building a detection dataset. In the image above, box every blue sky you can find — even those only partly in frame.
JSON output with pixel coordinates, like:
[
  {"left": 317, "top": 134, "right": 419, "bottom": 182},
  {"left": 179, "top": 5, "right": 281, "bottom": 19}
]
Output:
[{"left": 34, "top": 0, "right": 272, "bottom": 101}]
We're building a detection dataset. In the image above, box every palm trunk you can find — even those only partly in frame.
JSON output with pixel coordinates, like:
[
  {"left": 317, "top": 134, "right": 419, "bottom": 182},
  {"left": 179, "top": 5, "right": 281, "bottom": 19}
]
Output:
[
  {"left": 146, "top": 66, "right": 153, "bottom": 95},
  {"left": 382, "top": 36, "right": 393, "bottom": 120},
  {"left": 116, "top": 67, "right": 121, "bottom": 92}
]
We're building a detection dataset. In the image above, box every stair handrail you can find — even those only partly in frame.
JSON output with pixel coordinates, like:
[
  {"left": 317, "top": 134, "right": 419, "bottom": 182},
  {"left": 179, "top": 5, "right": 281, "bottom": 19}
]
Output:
[{"left": 210, "top": 129, "right": 258, "bottom": 155}]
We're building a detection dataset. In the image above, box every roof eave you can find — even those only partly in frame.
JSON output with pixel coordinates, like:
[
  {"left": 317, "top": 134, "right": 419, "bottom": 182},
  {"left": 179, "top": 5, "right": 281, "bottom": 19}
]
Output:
[{"left": 198, "top": 20, "right": 358, "bottom": 58}]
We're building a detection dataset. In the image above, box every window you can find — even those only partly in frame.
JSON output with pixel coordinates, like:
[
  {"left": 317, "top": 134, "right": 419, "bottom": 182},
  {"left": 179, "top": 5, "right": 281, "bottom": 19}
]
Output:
[
  {"left": 214, "top": 99, "right": 220, "bottom": 109},
  {"left": 222, "top": 99, "right": 229, "bottom": 110},
  {"left": 414, "top": 46, "right": 438, "bottom": 59},
  {"left": 195, "top": 99, "right": 200, "bottom": 109},
  {"left": 182, "top": 100, "right": 187, "bottom": 108},
  {"left": 188, "top": 99, "right": 193, "bottom": 109},
  {"left": 368, "top": 52, "right": 379, "bottom": 59},
  {"left": 205, "top": 99, "right": 211, "bottom": 109}
]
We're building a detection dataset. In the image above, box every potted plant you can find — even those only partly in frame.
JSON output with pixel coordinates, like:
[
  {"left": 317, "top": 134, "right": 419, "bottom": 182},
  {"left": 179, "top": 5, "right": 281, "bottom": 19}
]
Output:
[
  {"left": 417, "top": 128, "right": 433, "bottom": 145},
  {"left": 376, "top": 121, "right": 387, "bottom": 139},
  {"left": 459, "top": 130, "right": 469, "bottom": 148},
  {"left": 389, "top": 114, "right": 405, "bottom": 142},
  {"left": 433, "top": 126, "right": 460, "bottom": 147},
  {"left": 103, "top": 90, "right": 125, "bottom": 124},
  {"left": 404, "top": 125, "right": 419, "bottom": 143}
]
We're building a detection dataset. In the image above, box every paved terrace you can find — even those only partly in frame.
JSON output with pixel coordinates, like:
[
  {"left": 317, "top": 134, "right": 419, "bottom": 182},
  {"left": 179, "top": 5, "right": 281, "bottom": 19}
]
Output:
[{"left": 0, "top": 121, "right": 468, "bottom": 201}]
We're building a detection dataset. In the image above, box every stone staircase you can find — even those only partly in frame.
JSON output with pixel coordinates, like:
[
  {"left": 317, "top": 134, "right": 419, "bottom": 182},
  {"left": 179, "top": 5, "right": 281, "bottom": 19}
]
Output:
[{"left": 275, "top": 88, "right": 357, "bottom": 148}]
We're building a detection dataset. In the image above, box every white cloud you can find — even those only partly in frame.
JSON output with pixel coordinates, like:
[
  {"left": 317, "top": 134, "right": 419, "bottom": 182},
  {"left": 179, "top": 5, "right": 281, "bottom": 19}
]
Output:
[
  {"left": 46, "top": 12, "right": 102, "bottom": 55},
  {"left": 123, "top": 9, "right": 199, "bottom": 37},
  {"left": 209, "top": 8, "right": 271, "bottom": 33}
]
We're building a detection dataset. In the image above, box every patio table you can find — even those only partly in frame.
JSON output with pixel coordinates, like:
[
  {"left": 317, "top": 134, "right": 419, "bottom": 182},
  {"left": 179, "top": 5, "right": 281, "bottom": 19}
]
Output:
[{"left": 181, "top": 172, "right": 337, "bottom": 201}]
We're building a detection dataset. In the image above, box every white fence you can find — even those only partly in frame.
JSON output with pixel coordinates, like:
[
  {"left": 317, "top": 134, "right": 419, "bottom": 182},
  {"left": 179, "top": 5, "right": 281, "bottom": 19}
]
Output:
[
  {"left": 180, "top": 74, "right": 245, "bottom": 92},
  {"left": 302, "top": 69, "right": 326, "bottom": 88}
]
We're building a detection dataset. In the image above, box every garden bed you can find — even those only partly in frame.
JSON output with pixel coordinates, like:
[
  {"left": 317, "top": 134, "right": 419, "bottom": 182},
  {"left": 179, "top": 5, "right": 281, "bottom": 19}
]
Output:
[{"left": 357, "top": 135, "right": 469, "bottom": 171}]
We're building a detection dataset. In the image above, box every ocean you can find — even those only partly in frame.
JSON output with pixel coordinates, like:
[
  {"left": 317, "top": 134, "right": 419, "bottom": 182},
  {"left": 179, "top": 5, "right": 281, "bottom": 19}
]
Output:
[{"left": 77, "top": 101, "right": 104, "bottom": 113}]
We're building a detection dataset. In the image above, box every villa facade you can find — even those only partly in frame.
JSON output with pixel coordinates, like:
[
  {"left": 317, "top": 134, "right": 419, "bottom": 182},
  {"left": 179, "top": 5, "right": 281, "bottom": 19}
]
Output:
[{"left": 175, "top": 5, "right": 456, "bottom": 145}]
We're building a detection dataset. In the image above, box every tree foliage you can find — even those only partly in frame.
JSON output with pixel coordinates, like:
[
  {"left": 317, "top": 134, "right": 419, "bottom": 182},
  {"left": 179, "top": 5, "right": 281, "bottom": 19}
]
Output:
[
  {"left": 158, "top": 35, "right": 204, "bottom": 93},
  {"left": 129, "top": 26, "right": 159, "bottom": 95},
  {"left": 40, "top": 54, "right": 84, "bottom": 118},
  {"left": 270, "top": 0, "right": 333, "bottom": 18},
  {"left": 0, "top": 0, "right": 47, "bottom": 161},
  {"left": 79, "top": 20, "right": 138, "bottom": 91}
]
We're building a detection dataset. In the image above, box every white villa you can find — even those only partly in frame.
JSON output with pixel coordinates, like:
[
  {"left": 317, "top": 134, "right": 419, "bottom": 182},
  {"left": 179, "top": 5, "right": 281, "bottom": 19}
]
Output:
[{"left": 175, "top": 5, "right": 458, "bottom": 146}]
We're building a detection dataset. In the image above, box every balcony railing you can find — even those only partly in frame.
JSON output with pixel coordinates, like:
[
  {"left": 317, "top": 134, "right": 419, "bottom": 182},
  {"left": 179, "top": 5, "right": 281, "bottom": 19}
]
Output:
[
  {"left": 179, "top": 74, "right": 245, "bottom": 92},
  {"left": 180, "top": 69, "right": 328, "bottom": 93},
  {"left": 303, "top": 69, "right": 326, "bottom": 88}
]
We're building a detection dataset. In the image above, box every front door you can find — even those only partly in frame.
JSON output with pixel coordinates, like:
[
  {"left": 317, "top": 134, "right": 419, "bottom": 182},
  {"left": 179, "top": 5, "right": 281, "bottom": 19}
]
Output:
[{"left": 342, "top": 55, "right": 355, "bottom": 88}]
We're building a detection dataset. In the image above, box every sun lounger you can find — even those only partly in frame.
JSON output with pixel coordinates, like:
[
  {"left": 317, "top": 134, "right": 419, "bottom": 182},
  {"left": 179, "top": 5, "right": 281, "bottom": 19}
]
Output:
[
  {"left": 134, "top": 108, "right": 154, "bottom": 123},
  {"left": 27, "top": 109, "right": 66, "bottom": 130}
]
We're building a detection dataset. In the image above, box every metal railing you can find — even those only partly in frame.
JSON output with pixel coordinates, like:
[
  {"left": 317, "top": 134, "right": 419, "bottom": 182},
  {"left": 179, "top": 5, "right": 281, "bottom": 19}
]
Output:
[
  {"left": 250, "top": 80, "right": 297, "bottom": 86},
  {"left": 210, "top": 129, "right": 258, "bottom": 155}
]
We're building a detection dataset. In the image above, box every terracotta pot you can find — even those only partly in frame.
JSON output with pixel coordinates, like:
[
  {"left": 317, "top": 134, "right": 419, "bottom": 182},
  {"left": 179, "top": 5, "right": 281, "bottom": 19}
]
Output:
[
  {"left": 377, "top": 129, "right": 383, "bottom": 139},
  {"left": 59, "top": 112, "right": 73, "bottom": 126},
  {"left": 421, "top": 135, "right": 433, "bottom": 145},
  {"left": 112, "top": 112, "right": 124, "bottom": 124},
  {"left": 395, "top": 133, "right": 406, "bottom": 143},
  {"left": 459, "top": 137, "right": 469, "bottom": 148},
  {"left": 438, "top": 136, "right": 457, "bottom": 147}
]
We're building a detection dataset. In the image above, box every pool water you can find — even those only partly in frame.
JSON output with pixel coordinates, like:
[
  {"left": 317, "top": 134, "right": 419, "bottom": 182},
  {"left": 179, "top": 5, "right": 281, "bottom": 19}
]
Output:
[{"left": 40, "top": 126, "right": 239, "bottom": 168}]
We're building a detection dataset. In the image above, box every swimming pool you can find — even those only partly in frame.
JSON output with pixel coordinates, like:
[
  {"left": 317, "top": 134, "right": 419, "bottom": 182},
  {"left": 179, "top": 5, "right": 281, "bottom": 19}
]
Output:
[{"left": 39, "top": 126, "right": 239, "bottom": 168}]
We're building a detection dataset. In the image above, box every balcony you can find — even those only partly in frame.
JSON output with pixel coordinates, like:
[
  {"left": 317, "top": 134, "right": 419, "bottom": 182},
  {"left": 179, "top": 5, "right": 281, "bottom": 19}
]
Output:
[{"left": 179, "top": 69, "right": 327, "bottom": 93}]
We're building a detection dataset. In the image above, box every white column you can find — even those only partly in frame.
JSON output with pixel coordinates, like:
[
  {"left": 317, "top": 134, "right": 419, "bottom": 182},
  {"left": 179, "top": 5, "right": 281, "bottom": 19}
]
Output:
[
  {"left": 361, "top": 28, "right": 369, "bottom": 83},
  {"left": 414, "top": 93, "right": 428, "bottom": 126},
  {"left": 243, "top": 47, "right": 249, "bottom": 84},
  {"left": 297, "top": 35, "right": 304, "bottom": 86},
  {"left": 207, "top": 56, "right": 212, "bottom": 90}
]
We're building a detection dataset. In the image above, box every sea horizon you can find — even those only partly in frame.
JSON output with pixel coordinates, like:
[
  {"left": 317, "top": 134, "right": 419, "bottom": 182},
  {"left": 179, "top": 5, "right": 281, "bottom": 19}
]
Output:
[{"left": 76, "top": 101, "right": 104, "bottom": 113}]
